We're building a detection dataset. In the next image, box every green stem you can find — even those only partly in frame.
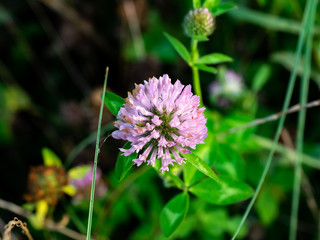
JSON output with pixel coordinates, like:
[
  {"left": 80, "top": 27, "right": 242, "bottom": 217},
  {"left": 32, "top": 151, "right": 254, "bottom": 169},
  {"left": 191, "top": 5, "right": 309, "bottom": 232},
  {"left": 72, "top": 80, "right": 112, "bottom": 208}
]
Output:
[
  {"left": 231, "top": 0, "right": 314, "bottom": 239},
  {"left": 85, "top": 67, "right": 109, "bottom": 240},
  {"left": 290, "top": 0, "right": 317, "bottom": 239},
  {"left": 191, "top": 39, "right": 203, "bottom": 107}
]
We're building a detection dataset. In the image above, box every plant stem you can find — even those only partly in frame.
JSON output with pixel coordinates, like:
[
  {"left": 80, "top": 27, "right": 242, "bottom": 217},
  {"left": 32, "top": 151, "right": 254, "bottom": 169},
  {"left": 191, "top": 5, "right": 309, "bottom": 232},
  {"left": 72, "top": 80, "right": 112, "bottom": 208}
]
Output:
[
  {"left": 191, "top": 39, "right": 203, "bottom": 107},
  {"left": 290, "top": 0, "right": 317, "bottom": 238},
  {"left": 231, "top": 0, "right": 314, "bottom": 239},
  {"left": 85, "top": 67, "right": 109, "bottom": 240}
]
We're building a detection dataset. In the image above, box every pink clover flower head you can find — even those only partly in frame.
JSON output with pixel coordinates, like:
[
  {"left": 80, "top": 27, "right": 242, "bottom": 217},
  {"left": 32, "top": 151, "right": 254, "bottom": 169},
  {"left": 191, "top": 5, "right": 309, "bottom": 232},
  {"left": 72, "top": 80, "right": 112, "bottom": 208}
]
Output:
[{"left": 112, "top": 74, "right": 207, "bottom": 172}]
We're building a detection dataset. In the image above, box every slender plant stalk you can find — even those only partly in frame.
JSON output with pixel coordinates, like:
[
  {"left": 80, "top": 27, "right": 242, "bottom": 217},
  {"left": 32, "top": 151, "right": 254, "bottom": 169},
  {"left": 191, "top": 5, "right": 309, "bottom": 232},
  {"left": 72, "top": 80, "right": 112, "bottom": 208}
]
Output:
[
  {"left": 231, "top": 0, "right": 314, "bottom": 238},
  {"left": 85, "top": 67, "right": 109, "bottom": 240},
  {"left": 191, "top": 39, "right": 203, "bottom": 107},
  {"left": 225, "top": 99, "right": 320, "bottom": 134},
  {"left": 290, "top": 0, "right": 317, "bottom": 238}
]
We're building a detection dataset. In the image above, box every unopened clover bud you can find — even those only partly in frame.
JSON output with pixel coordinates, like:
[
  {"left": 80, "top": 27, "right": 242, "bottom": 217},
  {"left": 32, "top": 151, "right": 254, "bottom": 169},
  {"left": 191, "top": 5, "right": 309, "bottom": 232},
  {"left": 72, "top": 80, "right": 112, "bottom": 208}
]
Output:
[{"left": 183, "top": 8, "right": 215, "bottom": 38}]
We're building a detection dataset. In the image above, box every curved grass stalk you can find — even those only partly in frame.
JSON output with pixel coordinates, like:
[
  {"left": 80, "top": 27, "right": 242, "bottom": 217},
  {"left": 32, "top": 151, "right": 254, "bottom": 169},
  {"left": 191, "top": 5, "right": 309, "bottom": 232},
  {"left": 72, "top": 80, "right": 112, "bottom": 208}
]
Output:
[
  {"left": 231, "top": 0, "right": 315, "bottom": 238},
  {"left": 290, "top": 0, "right": 318, "bottom": 238},
  {"left": 85, "top": 67, "right": 109, "bottom": 240}
]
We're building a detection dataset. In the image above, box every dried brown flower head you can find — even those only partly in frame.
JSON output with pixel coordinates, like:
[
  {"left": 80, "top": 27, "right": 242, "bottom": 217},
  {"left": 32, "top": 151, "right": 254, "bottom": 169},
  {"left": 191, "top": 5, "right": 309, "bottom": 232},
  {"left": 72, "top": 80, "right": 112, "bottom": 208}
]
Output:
[{"left": 24, "top": 166, "right": 68, "bottom": 206}]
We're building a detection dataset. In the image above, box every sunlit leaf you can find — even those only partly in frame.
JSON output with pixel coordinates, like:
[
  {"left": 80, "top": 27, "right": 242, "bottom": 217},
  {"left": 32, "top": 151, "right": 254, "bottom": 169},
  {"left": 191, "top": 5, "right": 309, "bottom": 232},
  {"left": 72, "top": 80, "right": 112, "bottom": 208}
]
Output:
[
  {"left": 164, "top": 32, "right": 191, "bottom": 63},
  {"left": 104, "top": 91, "right": 125, "bottom": 116},
  {"left": 42, "top": 148, "right": 62, "bottom": 167},
  {"left": 211, "top": 3, "right": 237, "bottom": 16},
  {"left": 189, "top": 176, "right": 253, "bottom": 205},
  {"left": 183, "top": 152, "right": 218, "bottom": 181},
  {"left": 203, "top": 0, "right": 220, "bottom": 10},
  {"left": 115, "top": 142, "right": 138, "bottom": 181},
  {"left": 195, "top": 53, "right": 233, "bottom": 65},
  {"left": 160, "top": 192, "right": 189, "bottom": 237}
]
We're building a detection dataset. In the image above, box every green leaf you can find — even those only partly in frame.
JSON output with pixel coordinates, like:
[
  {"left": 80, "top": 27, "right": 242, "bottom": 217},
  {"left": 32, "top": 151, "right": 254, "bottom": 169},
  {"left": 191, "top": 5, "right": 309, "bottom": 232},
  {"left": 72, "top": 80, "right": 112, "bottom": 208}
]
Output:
[
  {"left": 183, "top": 134, "right": 217, "bottom": 186},
  {"left": 189, "top": 176, "right": 253, "bottom": 205},
  {"left": 211, "top": 3, "right": 237, "bottom": 16},
  {"left": 252, "top": 64, "right": 271, "bottom": 91},
  {"left": 115, "top": 142, "right": 138, "bottom": 181},
  {"left": 195, "top": 53, "right": 233, "bottom": 65},
  {"left": 160, "top": 192, "right": 189, "bottom": 237},
  {"left": 182, "top": 152, "right": 218, "bottom": 182},
  {"left": 194, "top": 63, "right": 217, "bottom": 74},
  {"left": 192, "top": 35, "right": 209, "bottom": 41},
  {"left": 68, "top": 165, "right": 91, "bottom": 180},
  {"left": 163, "top": 172, "right": 185, "bottom": 189},
  {"left": 183, "top": 161, "right": 203, "bottom": 187},
  {"left": 214, "top": 144, "right": 245, "bottom": 180},
  {"left": 42, "top": 148, "right": 62, "bottom": 167},
  {"left": 104, "top": 91, "right": 125, "bottom": 116},
  {"left": 164, "top": 32, "right": 191, "bottom": 63},
  {"left": 203, "top": 0, "right": 220, "bottom": 10},
  {"left": 193, "top": 0, "right": 201, "bottom": 9},
  {"left": 255, "top": 187, "right": 279, "bottom": 225}
]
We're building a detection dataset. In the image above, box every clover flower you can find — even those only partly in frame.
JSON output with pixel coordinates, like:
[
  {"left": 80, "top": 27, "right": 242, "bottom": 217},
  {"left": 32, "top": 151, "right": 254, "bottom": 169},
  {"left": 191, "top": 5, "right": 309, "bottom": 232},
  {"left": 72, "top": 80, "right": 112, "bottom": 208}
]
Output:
[
  {"left": 183, "top": 8, "right": 215, "bottom": 38},
  {"left": 112, "top": 74, "right": 207, "bottom": 172},
  {"left": 209, "top": 70, "right": 244, "bottom": 107}
]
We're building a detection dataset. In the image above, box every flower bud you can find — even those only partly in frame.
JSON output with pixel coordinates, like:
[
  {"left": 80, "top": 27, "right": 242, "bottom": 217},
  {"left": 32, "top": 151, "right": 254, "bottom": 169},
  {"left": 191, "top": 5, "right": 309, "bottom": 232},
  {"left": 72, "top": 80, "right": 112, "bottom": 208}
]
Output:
[{"left": 183, "top": 8, "right": 215, "bottom": 38}]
